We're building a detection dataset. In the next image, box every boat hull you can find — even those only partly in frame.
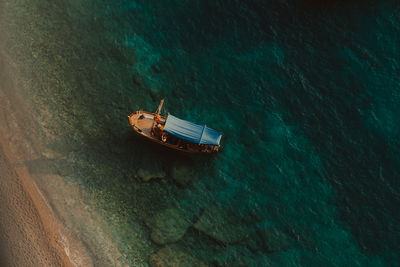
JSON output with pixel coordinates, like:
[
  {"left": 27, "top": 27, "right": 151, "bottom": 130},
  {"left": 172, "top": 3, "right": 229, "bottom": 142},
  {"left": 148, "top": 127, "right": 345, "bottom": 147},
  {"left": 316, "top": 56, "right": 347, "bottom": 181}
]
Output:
[{"left": 128, "top": 111, "right": 219, "bottom": 154}]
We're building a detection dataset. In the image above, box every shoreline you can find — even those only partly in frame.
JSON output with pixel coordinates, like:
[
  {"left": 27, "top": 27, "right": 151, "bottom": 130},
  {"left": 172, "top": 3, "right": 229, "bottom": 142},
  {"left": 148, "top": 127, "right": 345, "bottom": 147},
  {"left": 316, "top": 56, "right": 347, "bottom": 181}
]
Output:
[{"left": 0, "top": 50, "right": 93, "bottom": 266}]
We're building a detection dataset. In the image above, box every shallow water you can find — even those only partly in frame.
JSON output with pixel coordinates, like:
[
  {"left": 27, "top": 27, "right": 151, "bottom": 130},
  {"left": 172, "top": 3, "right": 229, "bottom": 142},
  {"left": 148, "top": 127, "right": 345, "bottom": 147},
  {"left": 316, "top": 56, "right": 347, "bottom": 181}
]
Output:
[{"left": 1, "top": 0, "right": 399, "bottom": 266}]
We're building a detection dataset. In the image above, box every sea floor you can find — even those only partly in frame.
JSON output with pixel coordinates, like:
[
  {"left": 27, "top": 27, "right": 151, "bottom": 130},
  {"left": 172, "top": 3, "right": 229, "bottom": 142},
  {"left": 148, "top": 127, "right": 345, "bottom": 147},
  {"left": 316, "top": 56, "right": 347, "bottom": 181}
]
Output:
[{"left": 0, "top": 0, "right": 399, "bottom": 266}]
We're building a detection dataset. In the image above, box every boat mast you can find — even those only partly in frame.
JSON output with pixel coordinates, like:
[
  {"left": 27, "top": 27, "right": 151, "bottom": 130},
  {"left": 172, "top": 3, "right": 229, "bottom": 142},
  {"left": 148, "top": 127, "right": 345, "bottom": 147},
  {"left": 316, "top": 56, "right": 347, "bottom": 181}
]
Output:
[
  {"left": 151, "top": 99, "right": 165, "bottom": 136},
  {"left": 155, "top": 98, "right": 165, "bottom": 115}
]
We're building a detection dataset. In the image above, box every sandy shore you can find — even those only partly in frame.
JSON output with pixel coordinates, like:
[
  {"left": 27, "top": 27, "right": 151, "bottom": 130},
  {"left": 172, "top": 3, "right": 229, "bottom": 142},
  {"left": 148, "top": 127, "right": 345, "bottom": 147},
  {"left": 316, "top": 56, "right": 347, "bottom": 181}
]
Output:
[
  {"left": 0, "top": 144, "right": 72, "bottom": 266},
  {"left": 0, "top": 51, "right": 93, "bottom": 266}
]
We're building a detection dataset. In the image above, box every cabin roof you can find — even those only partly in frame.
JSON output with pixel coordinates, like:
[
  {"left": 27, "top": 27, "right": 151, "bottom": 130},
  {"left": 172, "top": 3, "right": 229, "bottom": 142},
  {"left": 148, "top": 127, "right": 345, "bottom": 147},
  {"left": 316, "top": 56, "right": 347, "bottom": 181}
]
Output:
[{"left": 163, "top": 114, "right": 222, "bottom": 146}]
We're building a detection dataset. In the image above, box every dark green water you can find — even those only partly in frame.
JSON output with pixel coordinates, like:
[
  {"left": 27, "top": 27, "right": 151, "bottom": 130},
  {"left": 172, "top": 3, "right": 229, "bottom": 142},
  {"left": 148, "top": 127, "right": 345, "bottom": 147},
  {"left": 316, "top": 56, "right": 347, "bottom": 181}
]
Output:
[{"left": 1, "top": 0, "right": 399, "bottom": 266}]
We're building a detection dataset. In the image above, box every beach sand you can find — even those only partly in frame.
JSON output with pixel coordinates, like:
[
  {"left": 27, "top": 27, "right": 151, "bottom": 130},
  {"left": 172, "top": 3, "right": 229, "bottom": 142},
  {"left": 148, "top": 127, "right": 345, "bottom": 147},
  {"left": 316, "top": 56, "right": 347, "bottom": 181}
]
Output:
[
  {"left": 0, "top": 145, "right": 71, "bottom": 267},
  {"left": 0, "top": 50, "right": 93, "bottom": 266}
]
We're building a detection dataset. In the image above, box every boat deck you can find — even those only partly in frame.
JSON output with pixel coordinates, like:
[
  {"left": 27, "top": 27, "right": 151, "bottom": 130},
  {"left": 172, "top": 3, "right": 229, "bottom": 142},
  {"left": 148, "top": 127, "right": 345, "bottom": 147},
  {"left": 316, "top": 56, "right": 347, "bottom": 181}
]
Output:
[
  {"left": 134, "top": 115, "right": 154, "bottom": 136},
  {"left": 129, "top": 112, "right": 165, "bottom": 137}
]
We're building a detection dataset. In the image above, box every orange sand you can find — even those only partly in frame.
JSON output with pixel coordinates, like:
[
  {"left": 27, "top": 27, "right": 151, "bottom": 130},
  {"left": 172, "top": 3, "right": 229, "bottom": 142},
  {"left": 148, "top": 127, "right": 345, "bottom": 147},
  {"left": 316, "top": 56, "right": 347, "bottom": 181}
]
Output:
[{"left": 0, "top": 144, "right": 73, "bottom": 267}]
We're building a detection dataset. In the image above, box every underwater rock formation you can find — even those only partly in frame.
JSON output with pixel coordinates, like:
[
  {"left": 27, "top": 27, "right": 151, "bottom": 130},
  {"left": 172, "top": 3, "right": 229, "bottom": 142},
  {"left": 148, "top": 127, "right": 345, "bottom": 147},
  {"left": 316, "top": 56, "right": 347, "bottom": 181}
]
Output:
[
  {"left": 194, "top": 206, "right": 250, "bottom": 244},
  {"left": 170, "top": 164, "right": 195, "bottom": 186},
  {"left": 149, "top": 207, "right": 191, "bottom": 245},
  {"left": 149, "top": 246, "right": 207, "bottom": 267},
  {"left": 136, "top": 165, "right": 166, "bottom": 182},
  {"left": 258, "top": 226, "right": 292, "bottom": 253}
]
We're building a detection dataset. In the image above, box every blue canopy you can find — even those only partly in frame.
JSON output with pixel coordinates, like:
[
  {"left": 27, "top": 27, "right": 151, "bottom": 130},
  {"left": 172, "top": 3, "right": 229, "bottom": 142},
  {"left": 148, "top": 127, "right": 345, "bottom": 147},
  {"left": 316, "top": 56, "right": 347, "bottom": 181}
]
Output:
[{"left": 163, "top": 114, "right": 222, "bottom": 146}]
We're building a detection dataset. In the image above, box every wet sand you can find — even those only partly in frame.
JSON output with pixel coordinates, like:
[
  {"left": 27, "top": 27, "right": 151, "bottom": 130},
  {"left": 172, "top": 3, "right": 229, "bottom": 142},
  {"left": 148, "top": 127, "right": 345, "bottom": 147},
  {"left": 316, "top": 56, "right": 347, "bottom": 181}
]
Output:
[{"left": 0, "top": 144, "right": 71, "bottom": 267}]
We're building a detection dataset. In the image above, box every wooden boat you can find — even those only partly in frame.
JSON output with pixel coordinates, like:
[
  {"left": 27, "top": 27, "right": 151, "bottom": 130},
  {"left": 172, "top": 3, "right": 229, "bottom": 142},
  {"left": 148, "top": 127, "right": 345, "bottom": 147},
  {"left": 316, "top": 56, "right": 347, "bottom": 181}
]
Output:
[{"left": 128, "top": 99, "right": 222, "bottom": 153}]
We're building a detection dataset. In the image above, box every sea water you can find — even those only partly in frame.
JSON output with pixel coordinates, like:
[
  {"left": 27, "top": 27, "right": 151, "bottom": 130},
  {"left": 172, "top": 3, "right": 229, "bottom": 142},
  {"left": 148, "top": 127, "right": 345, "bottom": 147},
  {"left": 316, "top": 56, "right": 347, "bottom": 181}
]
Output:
[{"left": 1, "top": 0, "right": 399, "bottom": 266}]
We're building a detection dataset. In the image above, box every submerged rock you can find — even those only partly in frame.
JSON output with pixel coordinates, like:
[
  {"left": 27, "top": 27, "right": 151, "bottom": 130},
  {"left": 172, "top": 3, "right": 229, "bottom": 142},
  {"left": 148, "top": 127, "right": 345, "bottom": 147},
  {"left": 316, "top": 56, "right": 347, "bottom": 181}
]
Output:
[
  {"left": 136, "top": 164, "right": 166, "bottom": 182},
  {"left": 170, "top": 164, "right": 195, "bottom": 186},
  {"left": 210, "top": 245, "right": 272, "bottom": 267},
  {"left": 194, "top": 206, "right": 250, "bottom": 244},
  {"left": 258, "top": 226, "right": 292, "bottom": 253},
  {"left": 149, "top": 208, "right": 191, "bottom": 245},
  {"left": 149, "top": 246, "right": 207, "bottom": 267}
]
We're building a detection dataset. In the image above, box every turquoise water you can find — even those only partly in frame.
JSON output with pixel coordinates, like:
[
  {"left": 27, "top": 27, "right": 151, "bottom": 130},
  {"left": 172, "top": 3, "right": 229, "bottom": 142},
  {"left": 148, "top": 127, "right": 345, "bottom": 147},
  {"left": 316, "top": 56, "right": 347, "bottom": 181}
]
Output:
[{"left": 1, "top": 0, "right": 400, "bottom": 266}]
